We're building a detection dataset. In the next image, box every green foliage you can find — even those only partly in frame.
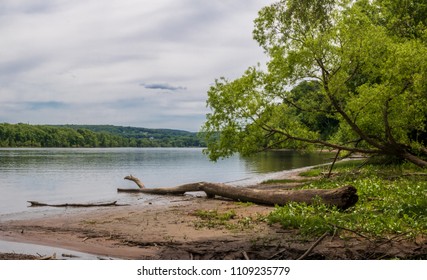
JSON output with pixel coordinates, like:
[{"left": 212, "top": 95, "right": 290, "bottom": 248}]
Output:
[
  {"left": 193, "top": 209, "right": 237, "bottom": 229},
  {"left": 262, "top": 178, "right": 312, "bottom": 184},
  {"left": 369, "top": 0, "right": 427, "bottom": 40},
  {"left": 268, "top": 199, "right": 336, "bottom": 236},
  {"left": 234, "top": 201, "right": 255, "bottom": 207},
  {"left": 268, "top": 163, "right": 427, "bottom": 237},
  {"left": 192, "top": 208, "right": 265, "bottom": 231},
  {"left": 194, "top": 209, "right": 236, "bottom": 220},
  {"left": 201, "top": 0, "right": 427, "bottom": 167},
  {"left": 298, "top": 169, "right": 323, "bottom": 177},
  {"left": 0, "top": 123, "right": 204, "bottom": 148}
]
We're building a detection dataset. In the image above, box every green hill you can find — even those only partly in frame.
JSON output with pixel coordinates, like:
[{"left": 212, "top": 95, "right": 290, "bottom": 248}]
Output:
[{"left": 0, "top": 123, "right": 204, "bottom": 148}]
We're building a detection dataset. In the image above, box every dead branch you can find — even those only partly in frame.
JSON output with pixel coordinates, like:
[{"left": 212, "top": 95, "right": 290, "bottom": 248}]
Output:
[
  {"left": 327, "top": 149, "right": 341, "bottom": 178},
  {"left": 297, "top": 232, "right": 329, "bottom": 260},
  {"left": 27, "top": 201, "right": 125, "bottom": 208},
  {"left": 118, "top": 176, "right": 358, "bottom": 210},
  {"left": 124, "top": 175, "right": 145, "bottom": 188},
  {"left": 242, "top": 251, "right": 250, "bottom": 260},
  {"left": 37, "top": 253, "right": 56, "bottom": 260}
]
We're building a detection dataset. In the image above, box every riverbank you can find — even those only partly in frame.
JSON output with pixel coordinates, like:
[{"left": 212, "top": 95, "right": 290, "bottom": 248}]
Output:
[
  {"left": 0, "top": 167, "right": 304, "bottom": 260},
  {"left": 0, "top": 164, "right": 425, "bottom": 260}
]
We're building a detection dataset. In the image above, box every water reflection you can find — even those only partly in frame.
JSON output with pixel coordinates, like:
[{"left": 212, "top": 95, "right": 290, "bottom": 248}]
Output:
[
  {"left": 242, "top": 150, "right": 332, "bottom": 173},
  {"left": 0, "top": 148, "right": 332, "bottom": 215}
]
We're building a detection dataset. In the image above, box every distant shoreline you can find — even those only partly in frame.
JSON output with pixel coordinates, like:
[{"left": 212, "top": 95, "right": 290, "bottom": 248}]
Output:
[{"left": 0, "top": 123, "right": 204, "bottom": 148}]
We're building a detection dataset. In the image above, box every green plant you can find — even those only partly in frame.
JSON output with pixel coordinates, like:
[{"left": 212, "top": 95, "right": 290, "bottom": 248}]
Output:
[
  {"left": 193, "top": 209, "right": 237, "bottom": 229},
  {"left": 194, "top": 209, "right": 236, "bottom": 220},
  {"left": 268, "top": 164, "right": 427, "bottom": 238},
  {"left": 298, "top": 169, "right": 323, "bottom": 177},
  {"left": 235, "top": 201, "right": 255, "bottom": 207},
  {"left": 262, "top": 178, "right": 313, "bottom": 184}
]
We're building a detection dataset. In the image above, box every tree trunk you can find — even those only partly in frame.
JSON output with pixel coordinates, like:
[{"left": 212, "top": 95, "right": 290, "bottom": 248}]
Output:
[
  {"left": 118, "top": 176, "right": 358, "bottom": 210},
  {"left": 401, "top": 151, "right": 427, "bottom": 168}
]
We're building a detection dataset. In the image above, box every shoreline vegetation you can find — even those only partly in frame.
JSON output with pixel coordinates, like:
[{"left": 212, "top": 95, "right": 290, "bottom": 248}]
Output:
[
  {"left": 0, "top": 123, "right": 204, "bottom": 148},
  {"left": 0, "top": 160, "right": 425, "bottom": 260}
]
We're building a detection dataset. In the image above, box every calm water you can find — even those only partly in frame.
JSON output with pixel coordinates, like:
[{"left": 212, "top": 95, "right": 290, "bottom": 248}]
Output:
[{"left": 0, "top": 148, "right": 331, "bottom": 216}]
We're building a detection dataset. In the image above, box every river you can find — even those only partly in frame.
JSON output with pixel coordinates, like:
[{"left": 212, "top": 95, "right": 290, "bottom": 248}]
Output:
[{"left": 0, "top": 148, "right": 332, "bottom": 217}]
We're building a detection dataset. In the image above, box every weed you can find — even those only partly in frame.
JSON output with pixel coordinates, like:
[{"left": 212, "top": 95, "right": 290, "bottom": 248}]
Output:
[
  {"left": 299, "top": 169, "right": 323, "bottom": 177},
  {"left": 238, "top": 216, "right": 254, "bottom": 228},
  {"left": 163, "top": 235, "right": 175, "bottom": 242},
  {"left": 235, "top": 201, "right": 255, "bottom": 207},
  {"left": 193, "top": 209, "right": 236, "bottom": 229},
  {"left": 194, "top": 209, "right": 236, "bottom": 221},
  {"left": 262, "top": 178, "right": 312, "bottom": 184},
  {"left": 192, "top": 209, "right": 265, "bottom": 231},
  {"left": 268, "top": 163, "right": 427, "bottom": 238}
]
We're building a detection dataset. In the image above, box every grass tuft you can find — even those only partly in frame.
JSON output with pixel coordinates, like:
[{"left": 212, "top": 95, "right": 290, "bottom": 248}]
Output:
[{"left": 193, "top": 209, "right": 236, "bottom": 229}]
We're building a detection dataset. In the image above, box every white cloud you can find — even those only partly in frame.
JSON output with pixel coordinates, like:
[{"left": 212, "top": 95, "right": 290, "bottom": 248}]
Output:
[{"left": 0, "top": 0, "right": 274, "bottom": 131}]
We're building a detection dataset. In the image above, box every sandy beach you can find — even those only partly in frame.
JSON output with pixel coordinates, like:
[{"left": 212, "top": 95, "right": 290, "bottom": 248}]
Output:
[{"left": 0, "top": 168, "right": 425, "bottom": 260}]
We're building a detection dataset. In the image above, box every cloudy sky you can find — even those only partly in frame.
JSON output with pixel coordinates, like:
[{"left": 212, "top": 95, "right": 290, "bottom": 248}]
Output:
[{"left": 0, "top": 0, "right": 274, "bottom": 132}]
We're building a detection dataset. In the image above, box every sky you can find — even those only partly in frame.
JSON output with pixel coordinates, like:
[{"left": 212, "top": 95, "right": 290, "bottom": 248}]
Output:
[{"left": 0, "top": 0, "right": 274, "bottom": 132}]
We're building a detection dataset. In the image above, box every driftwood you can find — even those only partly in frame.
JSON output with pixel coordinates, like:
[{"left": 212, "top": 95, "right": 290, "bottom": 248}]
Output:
[
  {"left": 118, "top": 175, "right": 358, "bottom": 210},
  {"left": 37, "top": 253, "right": 56, "bottom": 260},
  {"left": 27, "top": 201, "right": 123, "bottom": 208}
]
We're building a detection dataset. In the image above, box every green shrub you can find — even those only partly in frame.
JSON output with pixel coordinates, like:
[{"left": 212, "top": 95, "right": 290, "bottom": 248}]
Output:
[{"left": 268, "top": 164, "right": 427, "bottom": 238}]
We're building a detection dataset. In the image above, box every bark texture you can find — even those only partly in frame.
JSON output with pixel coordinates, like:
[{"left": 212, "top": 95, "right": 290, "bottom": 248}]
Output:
[{"left": 118, "top": 176, "right": 358, "bottom": 210}]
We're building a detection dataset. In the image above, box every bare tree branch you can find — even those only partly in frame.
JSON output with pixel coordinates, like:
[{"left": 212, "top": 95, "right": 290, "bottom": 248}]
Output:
[{"left": 262, "top": 125, "right": 383, "bottom": 154}]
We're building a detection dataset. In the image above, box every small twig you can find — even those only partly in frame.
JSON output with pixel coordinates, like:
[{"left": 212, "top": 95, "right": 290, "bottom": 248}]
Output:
[
  {"left": 242, "top": 251, "right": 250, "bottom": 260},
  {"left": 170, "top": 198, "right": 193, "bottom": 203},
  {"left": 327, "top": 149, "right": 341, "bottom": 178},
  {"left": 268, "top": 248, "right": 288, "bottom": 260},
  {"left": 366, "top": 232, "right": 412, "bottom": 259},
  {"left": 327, "top": 223, "right": 371, "bottom": 241},
  {"left": 379, "top": 232, "right": 411, "bottom": 245},
  {"left": 330, "top": 226, "right": 337, "bottom": 242},
  {"left": 297, "top": 232, "right": 328, "bottom": 260}
]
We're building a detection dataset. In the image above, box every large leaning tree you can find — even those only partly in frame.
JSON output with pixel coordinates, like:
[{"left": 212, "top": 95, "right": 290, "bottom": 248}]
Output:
[{"left": 200, "top": 0, "right": 427, "bottom": 168}]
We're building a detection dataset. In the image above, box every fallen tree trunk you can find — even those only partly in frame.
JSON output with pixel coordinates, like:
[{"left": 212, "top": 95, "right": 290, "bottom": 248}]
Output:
[
  {"left": 27, "top": 201, "right": 123, "bottom": 207},
  {"left": 118, "top": 176, "right": 358, "bottom": 210}
]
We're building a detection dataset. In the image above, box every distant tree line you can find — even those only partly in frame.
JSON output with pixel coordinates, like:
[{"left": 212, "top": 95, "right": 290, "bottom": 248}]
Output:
[{"left": 0, "top": 123, "right": 204, "bottom": 148}]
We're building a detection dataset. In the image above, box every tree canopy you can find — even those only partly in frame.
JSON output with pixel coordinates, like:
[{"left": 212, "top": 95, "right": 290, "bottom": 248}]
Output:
[
  {"left": 201, "top": 0, "right": 427, "bottom": 167},
  {"left": 0, "top": 123, "right": 203, "bottom": 148}
]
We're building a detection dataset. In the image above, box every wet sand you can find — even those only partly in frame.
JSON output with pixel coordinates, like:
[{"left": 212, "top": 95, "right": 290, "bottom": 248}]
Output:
[{"left": 0, "top": 196, "right": 278, "bottom": 259}]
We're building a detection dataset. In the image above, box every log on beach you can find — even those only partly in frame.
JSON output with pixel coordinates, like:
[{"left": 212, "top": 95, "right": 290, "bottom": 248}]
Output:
[
  {"left": 27, "top": 201, "right": 123, "bottom": 208},
  {"left": 118, "top": 176, "right": 358, "bottom": 210}
]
